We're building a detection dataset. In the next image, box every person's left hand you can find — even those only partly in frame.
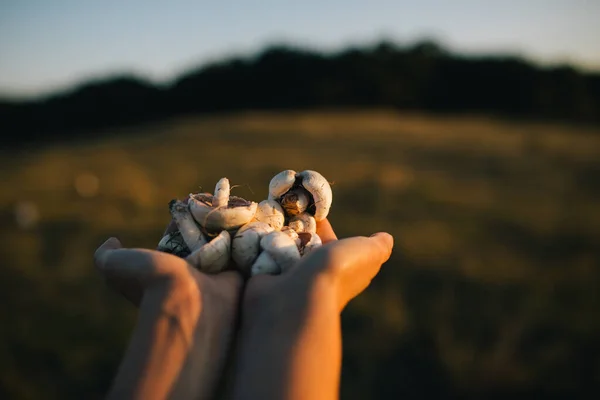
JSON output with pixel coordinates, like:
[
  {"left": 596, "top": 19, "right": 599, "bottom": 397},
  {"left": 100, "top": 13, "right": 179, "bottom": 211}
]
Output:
[{"left": 94, "top": 216, "right": 243, "bottom": 400}]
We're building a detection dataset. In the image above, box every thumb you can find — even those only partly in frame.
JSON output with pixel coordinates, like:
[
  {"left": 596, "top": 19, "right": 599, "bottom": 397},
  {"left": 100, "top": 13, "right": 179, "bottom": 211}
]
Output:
[
  {"left": 323, "top": 232, "right": 394, "bottom": 309},
  {"left": 94, "top": 237, "right": 123, "bottom": 270}
]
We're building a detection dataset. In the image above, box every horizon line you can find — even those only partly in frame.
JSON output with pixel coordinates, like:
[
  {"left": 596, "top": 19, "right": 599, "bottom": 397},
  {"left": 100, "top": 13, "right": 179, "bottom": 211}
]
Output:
[{"left": 1, "top": 38, "right": 598, "bottom": 103}]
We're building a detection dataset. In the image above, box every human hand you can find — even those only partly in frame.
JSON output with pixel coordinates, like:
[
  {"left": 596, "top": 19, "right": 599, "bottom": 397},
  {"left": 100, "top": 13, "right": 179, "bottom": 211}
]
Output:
[
  {"left": 231, "top": 219, "right": 393, "bottom": 400},
  {"left": 94, "top": 218, "right": 242, "bottom": 400},
  {"left": 244, "top": 218, "right": 394, "bottom": 314}
]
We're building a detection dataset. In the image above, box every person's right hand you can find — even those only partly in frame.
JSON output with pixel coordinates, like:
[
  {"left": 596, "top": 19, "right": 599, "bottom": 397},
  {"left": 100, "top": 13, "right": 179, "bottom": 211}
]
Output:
[
  {"left": 230, "top": 219, "right": 394, "bottom": 400},
  {"left": 243, "top": 218, "right": 394, "bottom": 315}
]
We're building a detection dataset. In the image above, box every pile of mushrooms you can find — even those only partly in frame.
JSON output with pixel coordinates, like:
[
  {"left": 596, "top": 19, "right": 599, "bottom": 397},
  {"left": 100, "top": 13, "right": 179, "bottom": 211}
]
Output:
[{"left": 157, "top": 170, "right": 333, "bottom": 276}]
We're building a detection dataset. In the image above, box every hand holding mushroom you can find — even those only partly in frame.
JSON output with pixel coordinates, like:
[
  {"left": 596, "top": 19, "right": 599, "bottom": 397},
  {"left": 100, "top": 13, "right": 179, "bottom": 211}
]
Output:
[
  {"left": 96, "top": 168, "right": 394, "bottom": 400},
  {"left": 157, "top": 170, "right": 333, "bottom": 277}
]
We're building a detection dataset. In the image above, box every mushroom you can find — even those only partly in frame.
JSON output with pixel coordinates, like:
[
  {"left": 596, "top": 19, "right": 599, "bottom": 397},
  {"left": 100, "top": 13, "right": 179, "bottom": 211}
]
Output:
[
  {"left": 186, "top": 230, "right": 231, "bottom": 273},
  {"left": 249, "top": 251, "right": 281, "bottom": 276},
  {"left": 165, "top": 199, "right": 231, "bottom": 273},
  {"left": 288, "top": 212, "right": 317, "bottom": 233},
  {"left": 231, "top": 221, "right": 274, "bottom": 275},
  {"left": 253, "top": 199, "right": 285, "bottom": 230},
  {"left": 282, "top": 227, "right": 322, "bottom": 256},
  {"left": 268, "top": 170, "right": 332, "bottom": 221},
  {"left": 168, "top": 199, "right": 207, "bottom": 251},
  {"left": 297, "top": 232, "right": 322, "bottom": 256},
  {"left": 156, "top": 171, "right": 331, "bottom": 276},
  {"left": 250, "top": 230, "right": 301, "bottom": 276},
  {"left": 157, "top": 230, "right": 190, "bottom": 258},
  {"left": 248, "top": 228, "right": 324, "bottom": 276},
  {"left": 281, "top": 226, "right": 301, "bottom": 247},
  {"left": 189, "top": 177, "right": 258, "bottom": 234}
]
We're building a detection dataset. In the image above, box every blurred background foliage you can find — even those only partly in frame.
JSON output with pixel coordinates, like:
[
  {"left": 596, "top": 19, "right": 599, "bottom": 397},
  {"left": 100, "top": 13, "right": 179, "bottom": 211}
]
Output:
[
  {"left": 1, "top": 107, "right": 599, "bottom": 398},
  {"left": 2, "top": 40, "right": 600, "bottom": 149}
]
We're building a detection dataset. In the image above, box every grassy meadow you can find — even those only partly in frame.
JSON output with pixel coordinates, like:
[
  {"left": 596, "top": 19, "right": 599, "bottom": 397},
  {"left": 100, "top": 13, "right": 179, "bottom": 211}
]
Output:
[{"left": 1, "top": 110, "right": 599, "bottom": 399}]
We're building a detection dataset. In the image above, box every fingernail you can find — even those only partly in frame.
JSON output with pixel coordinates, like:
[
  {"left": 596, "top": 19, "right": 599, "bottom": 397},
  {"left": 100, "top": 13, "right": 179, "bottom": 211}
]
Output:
[
  {"left": 102, "top": 237, "right": 121, "bottom": 248},
  {"left": 369, "top": 232, "right": 394, "bottom": 247}
]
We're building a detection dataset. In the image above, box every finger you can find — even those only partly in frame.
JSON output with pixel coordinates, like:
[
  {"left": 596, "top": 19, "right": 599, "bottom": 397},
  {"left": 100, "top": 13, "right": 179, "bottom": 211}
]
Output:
[
  {"left": 316, "top": 218, "right": 338, "bottom": 244},
  {"left": 368, "top": 232, "right": 394, "bottom": 260},
  {"left": 94, "top": 237, "right": 144, "bottom": 305},
  {"left": 319, "top": 232, "right": 394, "bottom": 308},
  {"left": 99, "top": 247, "right": 190, "bottom": 305},
  {"left": 94, "top": 237, "right": 123, "bottom": 270},
  {"left": 99, "top": 247, "right": 185, "bottom": 282},
  {"left": 336, "top": 233, "right": 393, "bottom": 275}
]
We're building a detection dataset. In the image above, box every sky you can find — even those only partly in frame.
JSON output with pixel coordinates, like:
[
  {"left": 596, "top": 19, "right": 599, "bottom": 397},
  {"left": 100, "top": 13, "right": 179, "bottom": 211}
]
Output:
[{"left": 1, "top": 0, "right": 599, "bottom": 99}]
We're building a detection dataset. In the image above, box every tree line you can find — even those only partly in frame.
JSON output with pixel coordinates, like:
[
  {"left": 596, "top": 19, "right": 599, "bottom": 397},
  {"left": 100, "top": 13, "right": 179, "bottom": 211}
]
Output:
[{"left": 2, "top": 40, "right": 599, "bottom": 147}]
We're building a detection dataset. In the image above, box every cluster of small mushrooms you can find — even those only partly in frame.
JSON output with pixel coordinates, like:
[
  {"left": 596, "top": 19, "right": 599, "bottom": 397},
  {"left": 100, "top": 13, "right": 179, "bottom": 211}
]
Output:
[{"left": 157, "top": 170, "right": 333, "bottom": 276}]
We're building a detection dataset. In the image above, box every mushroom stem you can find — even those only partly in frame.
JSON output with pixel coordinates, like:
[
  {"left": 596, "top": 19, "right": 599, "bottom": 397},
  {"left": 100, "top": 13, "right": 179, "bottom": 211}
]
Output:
[
  {"left": 169, "top": 200, "right": 207, "bottom": 251},
  {"left": 232, "top": 221, "right": 274, "bottom": 275},
  {"left": 251, "top": 252, "right": 280, "bottom": 276},
  {"left": 212, "top": 177, "right": 230, "bottom": 208},
  {"left": 187, "top": 230, "right": 231, "bottom": 273},
  {"left": 280, "top": 188, "right": 311, "bottom": 216}
]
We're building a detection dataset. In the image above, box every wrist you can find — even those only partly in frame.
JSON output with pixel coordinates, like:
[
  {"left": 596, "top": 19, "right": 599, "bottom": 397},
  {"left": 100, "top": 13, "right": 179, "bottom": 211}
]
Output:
[
  {"left": 135, "top": 277, "right": 236, "bottom": 400},
  {"left": 233, "top": 275, "right": 342, "bottom": 400},
  {"left": 106, "top": 279, "right": 202, "bottom": 400}
]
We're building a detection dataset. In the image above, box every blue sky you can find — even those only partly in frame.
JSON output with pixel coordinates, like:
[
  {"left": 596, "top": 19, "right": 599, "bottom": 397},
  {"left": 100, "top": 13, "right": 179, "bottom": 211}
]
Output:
[{"left": 1, "top": 0, "right": 599, "bottom": 99}]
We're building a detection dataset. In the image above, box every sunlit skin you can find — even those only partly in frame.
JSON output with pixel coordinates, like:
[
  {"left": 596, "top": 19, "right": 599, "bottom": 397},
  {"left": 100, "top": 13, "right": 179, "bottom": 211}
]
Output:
[
  {"left": 230, "top": 219, "right": 394, "bottom": 400},
  {"left": 95, "top": 215, "right": 393, "bottom": 400},
  {"left": 94, "top": 236, "right": 242, "bottom": 400}
]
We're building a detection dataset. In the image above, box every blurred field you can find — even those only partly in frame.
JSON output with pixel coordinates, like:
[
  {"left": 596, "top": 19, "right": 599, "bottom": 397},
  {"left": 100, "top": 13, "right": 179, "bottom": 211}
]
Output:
[{"left": 1, "top": 110, "right": 599, "bottom": 399}]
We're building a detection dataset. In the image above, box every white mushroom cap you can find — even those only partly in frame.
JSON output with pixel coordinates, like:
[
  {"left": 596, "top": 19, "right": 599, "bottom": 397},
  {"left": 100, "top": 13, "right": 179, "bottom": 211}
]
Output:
[
  {"left": 267, "top": 169, "right": 333, "bottom": 221},
  {"left": 259, "top": 231, "right": 301, "bottom": 273},
  {"left": 298, "top": 232, "right": 322, "bottom": 256},
  {"left": 253, "top": 199, "right": 285, "bottom": 230},
  {"left": 189, "top": 193, "right": 257, "bottom": 233},
  {"left": 288, "top": 212, "right": 317, "bottom": 233},
  {"left": 231, "top": 221, "right": 274, "bottom": 274},
  {"left": 187, "top": 230, "right": 231, "bottom": 273},
  {"left": 281, "top": 226, "right": 301, "bottom": 247},
  {"left": 250, "top": 230, "right": 300, "bottom": 276},
  {"left": 250, "top": 251, "right": 280, "bottom": 276},
  {"left": 268, "top": 170, "right": 296, "bottom": 200},
  {"left": 296, "top": 170, "right": 332, "bottom": 221}
]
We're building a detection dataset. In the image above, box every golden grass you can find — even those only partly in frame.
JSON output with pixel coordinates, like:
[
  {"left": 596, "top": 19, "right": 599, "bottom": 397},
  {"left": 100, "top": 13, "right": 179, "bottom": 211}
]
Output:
[{"left": 1, "top": 110, "right": 599, "bottom": 398}]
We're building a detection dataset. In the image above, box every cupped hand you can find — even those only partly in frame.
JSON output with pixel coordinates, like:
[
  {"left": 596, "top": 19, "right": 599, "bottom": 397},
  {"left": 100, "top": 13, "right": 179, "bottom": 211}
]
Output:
[
  {"left": 94, "top": 222, "right": 242, "bottom": 311},
  {"left": 244, "top": 218, "right": 394, "bottom": 313},
  {"left": 229, "top": 219, "right": 394, "bottom": 400},
  {"left": 94, "top": 218, "right": 243, "bottom": 400}
]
